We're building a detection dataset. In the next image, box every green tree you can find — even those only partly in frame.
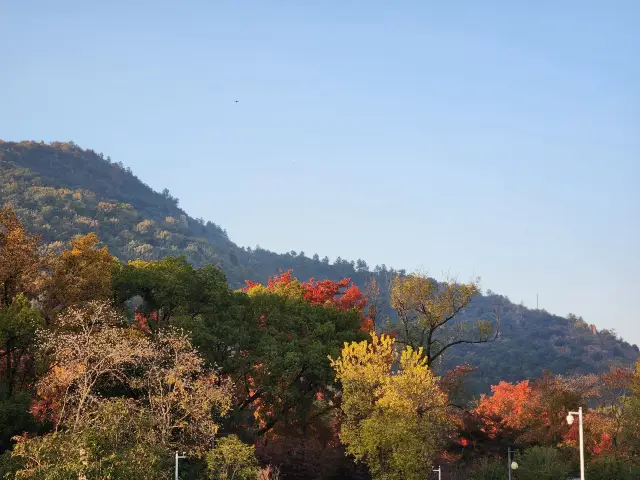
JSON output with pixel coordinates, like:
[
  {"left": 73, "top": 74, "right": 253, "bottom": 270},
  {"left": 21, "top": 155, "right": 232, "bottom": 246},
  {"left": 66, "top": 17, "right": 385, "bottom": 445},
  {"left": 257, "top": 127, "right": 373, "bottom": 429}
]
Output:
[
  {"left": 587, "top": 455, "right": 640, "bottom": 480},
  {"left": 206, "top": 434, "right": 260, "bottom": 480},
  {"left": 0, "top": 294, "right": 43, "bottom": 397},
  {"left": 114, "top": 256, "right": 201, "bottom": 328},
  {"left": 231, "top": 290, "right": 363, "bottom": 437},
  {"left": 0, "top": 393, "right": 40, "bottom": 454},
  {"left": 620, "top": 361, "right": 640, "bottom": 457}
]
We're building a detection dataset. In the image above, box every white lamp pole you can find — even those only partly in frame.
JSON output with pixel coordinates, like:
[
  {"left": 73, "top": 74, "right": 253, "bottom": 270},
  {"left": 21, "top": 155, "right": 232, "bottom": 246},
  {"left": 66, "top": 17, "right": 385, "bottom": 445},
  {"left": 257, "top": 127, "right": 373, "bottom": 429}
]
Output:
[
  {"left": 508, "top": 447, "right": 518, "bottom": 480},
  {"left": 567, "top": 407, "right": 585, "bottom": 480},
  {"left": 433, "top": 465, "right": 441, "bottom": 480},
  {"left": 175, "top": 451, "right": 186, "bottom": 480}
]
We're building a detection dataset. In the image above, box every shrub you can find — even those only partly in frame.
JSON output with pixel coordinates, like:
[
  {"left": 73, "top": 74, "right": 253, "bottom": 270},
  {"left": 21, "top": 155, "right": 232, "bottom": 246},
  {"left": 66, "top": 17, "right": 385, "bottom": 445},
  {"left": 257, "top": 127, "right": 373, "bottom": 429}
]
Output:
[
  {"left": 515, "top": 446, "right": 569, "bottom": 480},
  {"left": 471, "top": 457, "right": 508, "bottom": 480},
  {"left": 587, "top": 455, "right": 640, "bottom": 480}
]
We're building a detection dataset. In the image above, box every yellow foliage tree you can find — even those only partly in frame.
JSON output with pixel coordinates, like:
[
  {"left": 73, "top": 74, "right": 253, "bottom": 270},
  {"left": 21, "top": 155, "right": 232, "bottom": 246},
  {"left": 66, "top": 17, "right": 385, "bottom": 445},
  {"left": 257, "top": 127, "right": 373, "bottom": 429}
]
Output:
[
  {"left": 45, "top": 233, "right": 115, "bottom": 316},
  {"left": 330, "top": 333, "right": 450, "bottom": 480},
  {"left": 389, "top": 273, "right": 498, "bottom": 367}
]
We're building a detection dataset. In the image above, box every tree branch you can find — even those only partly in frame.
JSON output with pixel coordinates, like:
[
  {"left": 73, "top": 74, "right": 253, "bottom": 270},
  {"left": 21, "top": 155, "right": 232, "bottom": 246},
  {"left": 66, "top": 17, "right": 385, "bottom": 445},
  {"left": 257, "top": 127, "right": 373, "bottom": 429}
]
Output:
[{"left": 430, "top": 324, "right": 500, "bottom": 365}]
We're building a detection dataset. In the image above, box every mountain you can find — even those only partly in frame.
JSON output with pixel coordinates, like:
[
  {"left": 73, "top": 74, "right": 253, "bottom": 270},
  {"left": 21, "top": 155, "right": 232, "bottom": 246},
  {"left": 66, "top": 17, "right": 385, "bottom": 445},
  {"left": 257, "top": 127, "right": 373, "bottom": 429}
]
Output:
[{"left": 1, "top": 140, "right": 637, "bottom": 393}]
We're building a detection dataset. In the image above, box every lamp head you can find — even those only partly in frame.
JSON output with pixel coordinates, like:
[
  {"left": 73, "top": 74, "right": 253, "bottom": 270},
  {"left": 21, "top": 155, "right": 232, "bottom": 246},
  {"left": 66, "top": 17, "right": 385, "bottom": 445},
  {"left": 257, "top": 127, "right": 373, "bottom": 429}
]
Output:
[
  {"left": 566, "top": 413, "right": 574, "bottom": 425},
  {"left": 511, "top": 461, "right": 519, "bottom": 470}
]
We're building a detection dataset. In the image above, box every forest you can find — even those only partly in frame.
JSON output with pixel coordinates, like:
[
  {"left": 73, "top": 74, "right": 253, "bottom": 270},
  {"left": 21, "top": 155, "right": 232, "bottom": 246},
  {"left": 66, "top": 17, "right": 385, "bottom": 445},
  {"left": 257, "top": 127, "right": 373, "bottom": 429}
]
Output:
[
  {"left": 1, "top": 204, "right": 640, "bottom": 479},
  {"left": 1, "top": 140, "right": 637, "bottom": 398}
]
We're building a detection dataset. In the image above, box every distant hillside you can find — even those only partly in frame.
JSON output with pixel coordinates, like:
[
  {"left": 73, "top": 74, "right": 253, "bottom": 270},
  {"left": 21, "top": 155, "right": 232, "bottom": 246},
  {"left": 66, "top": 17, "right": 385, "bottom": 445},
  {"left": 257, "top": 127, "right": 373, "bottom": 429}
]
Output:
[{"left": 1, "top": 140, "right": 637, "bottom": 393}]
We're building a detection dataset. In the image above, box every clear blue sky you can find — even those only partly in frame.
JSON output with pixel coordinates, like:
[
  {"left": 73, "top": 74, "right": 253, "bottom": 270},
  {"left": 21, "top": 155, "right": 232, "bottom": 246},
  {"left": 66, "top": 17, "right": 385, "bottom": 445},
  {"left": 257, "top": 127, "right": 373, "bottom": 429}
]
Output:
[{"left": 2, "top": 1, "right": 639, "bottom": 343}]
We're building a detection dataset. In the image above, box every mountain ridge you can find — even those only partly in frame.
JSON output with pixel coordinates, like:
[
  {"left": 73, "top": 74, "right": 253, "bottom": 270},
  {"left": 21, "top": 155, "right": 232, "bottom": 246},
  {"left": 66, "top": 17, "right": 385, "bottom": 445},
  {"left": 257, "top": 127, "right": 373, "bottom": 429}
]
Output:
[{"left": 1, "top": 139, "right": 637, "bottom": 393}]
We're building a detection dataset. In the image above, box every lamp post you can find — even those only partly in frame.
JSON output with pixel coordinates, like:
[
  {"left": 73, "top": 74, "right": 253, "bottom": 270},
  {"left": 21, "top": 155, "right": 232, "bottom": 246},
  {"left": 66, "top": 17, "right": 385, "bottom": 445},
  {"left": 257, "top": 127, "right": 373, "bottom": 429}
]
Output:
[
  {"left": 507, "top": 447, "right": 518, "bottom": 480},
  {"left": 174, "top": 451, "right": 186, "bottom": 480},
  {"left": 567, "top": 407, "right": 585, "bottom": 480},
  {"left": 433, "top": 465, "right": 441, "bottom": 480}
]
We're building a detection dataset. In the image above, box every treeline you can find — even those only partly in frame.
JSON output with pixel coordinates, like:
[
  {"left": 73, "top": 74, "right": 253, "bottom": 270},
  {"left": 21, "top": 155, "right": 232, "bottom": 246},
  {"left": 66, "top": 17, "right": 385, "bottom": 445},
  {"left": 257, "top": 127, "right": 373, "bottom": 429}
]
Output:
[{"left": 1, "top": 204, "right": 640, "bottom": 479}]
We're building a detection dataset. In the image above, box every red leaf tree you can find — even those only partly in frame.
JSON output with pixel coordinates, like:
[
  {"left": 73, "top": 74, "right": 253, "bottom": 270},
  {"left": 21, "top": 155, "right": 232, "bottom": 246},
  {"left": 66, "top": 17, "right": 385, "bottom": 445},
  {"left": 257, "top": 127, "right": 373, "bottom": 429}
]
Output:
[{"left": 244, "top": 269, "right": 373, "bottom": 332}]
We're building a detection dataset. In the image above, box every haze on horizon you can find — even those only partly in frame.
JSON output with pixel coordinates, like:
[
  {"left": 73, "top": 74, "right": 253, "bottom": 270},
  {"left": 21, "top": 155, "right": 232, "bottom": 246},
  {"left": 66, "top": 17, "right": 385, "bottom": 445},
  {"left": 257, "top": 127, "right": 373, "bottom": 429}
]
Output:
[{"left": 1, "top": 1, "right": 638, "bottom": 343}]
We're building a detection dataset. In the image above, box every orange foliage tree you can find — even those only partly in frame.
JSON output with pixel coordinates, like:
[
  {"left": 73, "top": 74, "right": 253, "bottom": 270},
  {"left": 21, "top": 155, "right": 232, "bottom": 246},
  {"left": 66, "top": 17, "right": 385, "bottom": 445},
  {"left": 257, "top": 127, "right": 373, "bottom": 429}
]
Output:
[
  {"left": 475, "top": 380, "right": 536, "bottom": 437},
  {"left": 0, "top": 205, "right": 42, "bottom": 308},
  {"left": 44, "top": 233, "right": 115, "bottom": 318}
]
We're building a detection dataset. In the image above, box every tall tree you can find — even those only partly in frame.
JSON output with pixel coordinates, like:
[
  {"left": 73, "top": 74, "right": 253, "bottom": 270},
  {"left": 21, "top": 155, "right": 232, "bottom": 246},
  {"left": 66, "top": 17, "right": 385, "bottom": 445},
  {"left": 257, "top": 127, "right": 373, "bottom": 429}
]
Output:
[
  {"left": 0, "top": 205, "right": 42, "bottom": 308},
  {"left": 330, "top": 332, "right": 450, "bottom": 480},
  {"left": 233, "top": 283, "right": 364, "bottom": 438},
  {"left": 0, "top": 294, "right": 43, "bottom": 397},
  {"left": 45, "top": 233, "right": 115, "bottom": 318},
  {"left": 114, "top": 255, "right": 197, "bottom": 327},
  {"left": 17, "top": 301, "right": 234, "bottom": 478},
  {"left": 388, "top": 273, "right": 499, "bottom": 368}
]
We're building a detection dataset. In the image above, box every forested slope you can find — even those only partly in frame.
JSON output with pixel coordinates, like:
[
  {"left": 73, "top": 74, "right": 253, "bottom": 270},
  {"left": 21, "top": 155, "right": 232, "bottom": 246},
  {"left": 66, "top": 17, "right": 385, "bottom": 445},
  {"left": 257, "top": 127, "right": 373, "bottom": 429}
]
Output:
[{"left": 1, "top": 139, "right": 637, "bottom": 392}]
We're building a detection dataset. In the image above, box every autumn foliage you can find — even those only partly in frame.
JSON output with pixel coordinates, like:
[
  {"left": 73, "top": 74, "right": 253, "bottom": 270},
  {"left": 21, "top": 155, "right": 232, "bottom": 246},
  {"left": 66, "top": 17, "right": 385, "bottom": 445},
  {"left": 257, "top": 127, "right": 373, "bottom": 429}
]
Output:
[
  {"left": 244, "top": 269, "right": 373, "bottom": 332},
  {"left": 475, "top": 380, "right": 535, "bottom": 435},
  {"left": 0, "top": 205, "right": 42, "bottom": 307},
  {"left": 3, "top": 205, "right": 640, "bottom": 479}
]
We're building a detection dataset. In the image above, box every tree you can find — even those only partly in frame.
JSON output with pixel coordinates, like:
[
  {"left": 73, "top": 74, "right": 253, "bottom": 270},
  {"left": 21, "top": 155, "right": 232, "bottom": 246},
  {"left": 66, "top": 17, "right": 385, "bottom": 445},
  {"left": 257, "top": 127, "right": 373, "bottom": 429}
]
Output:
[
  {"left": 475, "top": 373, "right": 597, "bottom": 447},
  {"left": 356, "top": 259, "right": 368, "bottom": 272},
  {"left": 115, "top": 257, "right": 234, "bottom": 340},
  {"left": 244, "top": 269, "right": 373, "bottom": 332},
  {"left": 11, "top": 399, "right": 170, "bottom": 479},
  {"left": 45, "top": 233, "right": 115, "bottom": 317},
  {"left": 619, "top": 361, "right": 640, "bottom": 458},
  {"left": 0, "top": 294, "right": 43, "bottom": 396},
  {"left": 514, "top": 446, "right": 570, "bottom": 480},
  {"left": 31, "top": 302, "right": 232, "bottom": 439},
  {"left": 330, "top": 332, "right": 450, "bottom": 480},
  {"left": 232, "top": 283, "right": 364, "bottom": 438},
  {"left": 206, "top": 434, "right": 260, "bottom": 480},
  {"left": 475, "top": 380, "right": 535, "bottom": 436},
  {"left": 32, "top": 301, "right": 156, "bottom": 432},
  {"left": 388, "top": 273, "right": 498, "bottom": 368},
  {"left": 114, "top": 255, "right": 196, "bottom": 327},
  {"left": 15, "top": 301, "right": 234, "bottom": 478},
  {"left": 0, "top": 205, "right": 42, "bottom": 308},
  {"left": 587, "top": 454, "right": 640, "bottom": 480},
  {"left": 132, "top": 328, "right": 233, "bottom": 453}
]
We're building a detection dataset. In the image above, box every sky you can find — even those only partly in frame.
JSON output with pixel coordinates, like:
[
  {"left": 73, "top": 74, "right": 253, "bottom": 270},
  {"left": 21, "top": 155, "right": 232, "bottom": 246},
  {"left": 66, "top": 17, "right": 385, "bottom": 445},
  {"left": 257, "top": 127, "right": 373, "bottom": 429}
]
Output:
[{"left": 1, "top": 1, "right": 639, "bottom": 343}]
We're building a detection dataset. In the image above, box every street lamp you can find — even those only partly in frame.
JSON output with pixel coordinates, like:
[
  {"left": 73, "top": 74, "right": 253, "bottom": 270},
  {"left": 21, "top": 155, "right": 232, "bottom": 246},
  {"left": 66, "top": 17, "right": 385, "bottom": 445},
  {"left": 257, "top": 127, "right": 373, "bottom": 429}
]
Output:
[
  {"left": 507, "top": 447, "right": 518, "bottom": 480},
  {"left": 433, "top": 465, "right": 441, "bottom": 480},
  {"left": 567, "top": 407, "right": 585, "bottom": 480},
  {"left": 174, "top": 451, "right": 186, "bottom": 480}
]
